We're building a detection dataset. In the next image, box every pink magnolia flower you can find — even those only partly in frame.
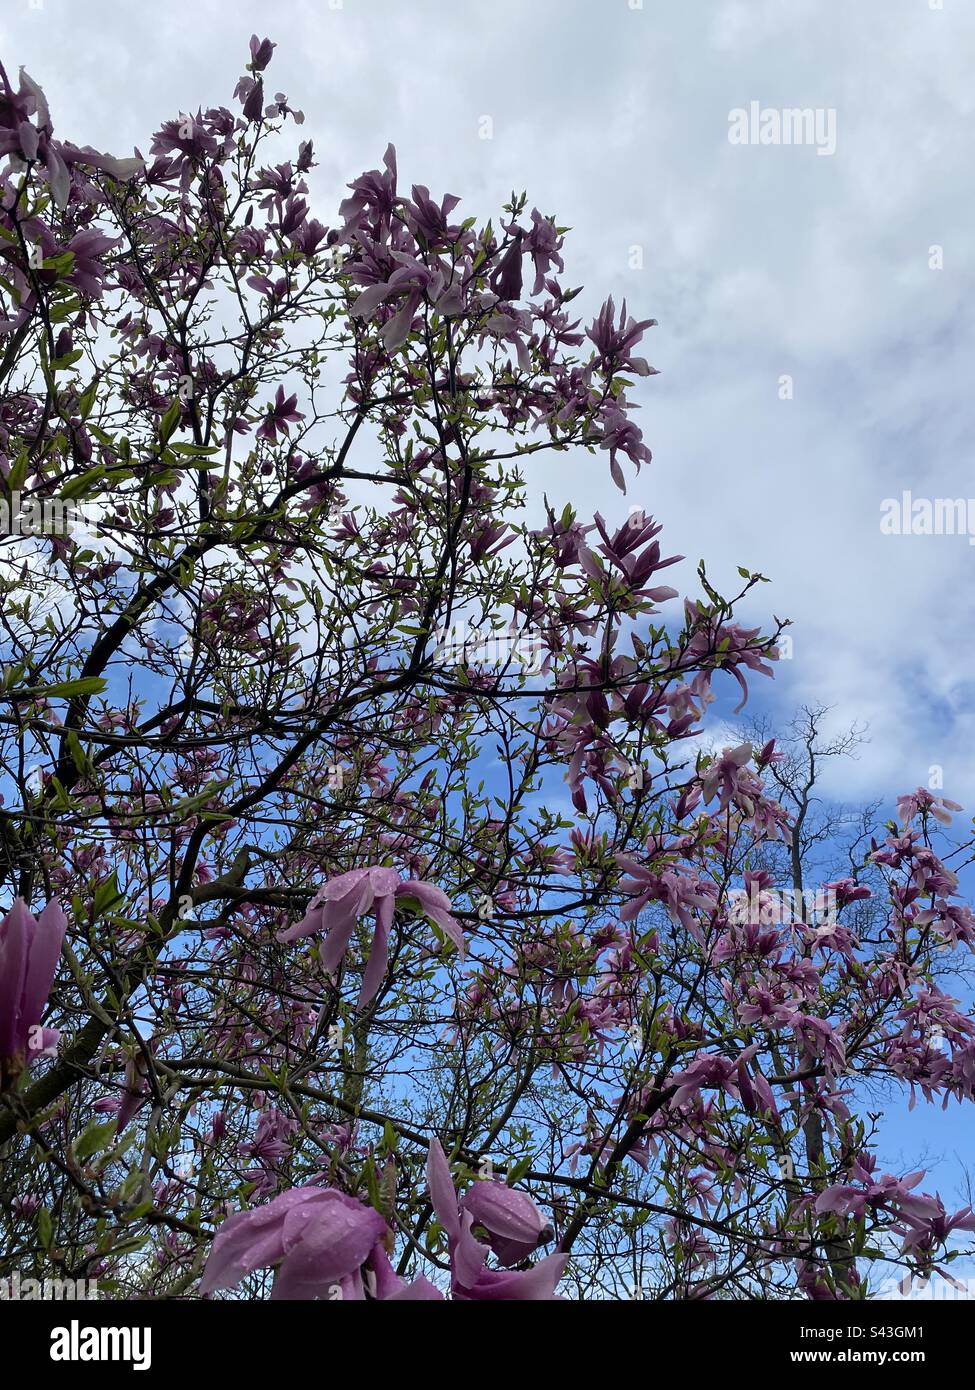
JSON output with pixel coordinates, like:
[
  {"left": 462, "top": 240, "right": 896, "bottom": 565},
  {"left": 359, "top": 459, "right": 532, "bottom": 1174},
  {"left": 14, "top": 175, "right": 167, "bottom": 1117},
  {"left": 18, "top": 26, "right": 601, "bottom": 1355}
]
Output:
[
  {"left": 814, "top": 1168, "right": 927, "bottom": 1221},
  {"left": 0, "top": 898, "right": 66, "bottom": 1090},
  {"left": 668, "top": 1048, "right": 759, "bottom": 1109},
  {"left": 248, "top": 34, "right": 276, "bottom": 71},
  {"left": 200, "top": 1186, "right": 388, "bottom": 1299},
  {"left": 200, "top": 1179, "right": 443, "bottom": 1300},
  {"left": 115, "top": 1048, "right": 153, "bottom": 1131},
  {"left": 815, "top": 1166, "right": 975, "bottom": 1262},
  {"left": 616, "top": 855, "right": 716, "bottom": 936},
  {"left": 277, "top": 867, "right": 465, "bottom": 1009},
  {"left": 897, "top": 1198, "right": 975, "bottom": 1257},
  {"left": 896, "top": 788, "right": 963, "bottom": 828},
  {"left": 426, "top": 1139, "right": 566, "bottom": 1299},
  {"left": 256, "top": 384, "right": 305, "bottom": 442},
  {"left": 460, "top": 1180, "right": 554, "bottom": 1266},
  {"left": 700, "top": 742, "right": 754, "bottom": 811}
]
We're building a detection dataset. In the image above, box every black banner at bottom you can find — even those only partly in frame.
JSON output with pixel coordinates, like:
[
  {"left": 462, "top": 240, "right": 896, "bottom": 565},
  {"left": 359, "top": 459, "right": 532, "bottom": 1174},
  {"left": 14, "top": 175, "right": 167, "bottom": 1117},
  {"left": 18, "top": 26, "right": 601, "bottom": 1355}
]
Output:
[{"left": 0, "top": 1295, "right": 964, "bottom": 1377}]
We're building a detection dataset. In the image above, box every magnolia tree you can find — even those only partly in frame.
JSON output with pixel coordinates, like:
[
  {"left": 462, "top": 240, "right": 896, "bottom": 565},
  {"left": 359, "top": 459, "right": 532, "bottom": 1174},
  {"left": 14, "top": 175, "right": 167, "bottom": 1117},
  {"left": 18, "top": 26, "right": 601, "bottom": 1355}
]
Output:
[{"left": 1, "top": 38, "right": 974, "bottom": 1302}]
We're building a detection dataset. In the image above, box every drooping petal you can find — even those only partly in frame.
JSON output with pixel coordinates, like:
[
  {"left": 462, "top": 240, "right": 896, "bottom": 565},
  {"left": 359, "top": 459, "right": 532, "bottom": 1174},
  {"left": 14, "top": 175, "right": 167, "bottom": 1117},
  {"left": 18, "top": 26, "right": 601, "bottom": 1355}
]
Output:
[
  {"left": 318, "top": 907, "right": 360, "bottom": 976},
  {"left": 368, "top": 1243, "right": 445, "bottom": 1300},
  {"left": 397, "top": 880, "right": 466, "bottom": 957},
  {"left": 276, "top": 900, "right": 326, "bottom": 944},
  {"left": 381, "top": 293, "right": 418, "bottom": 352},
  {"left": 0, "top": 900, "right": 32, "bottom": 1059},
  {"left": 384, "top": 1274, "right": 445, "bottom": 1300},
  {"left": 351, "top": 282, "right": 395, "bottom": 319},
  {"left": 464, "top": 1251, "right": 569, "bottom": 1301},
  {"left": 452, "top": 1209, "right": 489, "bottom": 1290},
  {"left": 425, "top": 1138, "right": 461, "bottom": 1240},
  {"left": 21, "top": 898, "right": 67, "bottom": 1029},
  {"left": 357, "top": 892, "right": 394, "bottom": 1009}
]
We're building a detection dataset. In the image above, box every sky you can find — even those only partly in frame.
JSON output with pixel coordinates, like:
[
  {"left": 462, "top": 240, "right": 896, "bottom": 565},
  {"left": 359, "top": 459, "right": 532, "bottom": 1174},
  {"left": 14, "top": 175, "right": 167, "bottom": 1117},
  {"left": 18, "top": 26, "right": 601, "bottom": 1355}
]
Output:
[{"left": 3, "top": 0, "right": 974, "bottom": 1247}]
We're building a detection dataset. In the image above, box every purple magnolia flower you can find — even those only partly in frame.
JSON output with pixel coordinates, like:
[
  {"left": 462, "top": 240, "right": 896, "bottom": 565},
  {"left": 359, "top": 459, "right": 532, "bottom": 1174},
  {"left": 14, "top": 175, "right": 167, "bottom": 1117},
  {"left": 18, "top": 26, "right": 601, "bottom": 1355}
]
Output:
[
  {"left": 897, "top": 788, "right": 963, "bottom": 829},
  {"left": 814, "top": 1168, "right": 975, "bottom": 1260},
  {"left": 0, "top": 898, "right": 66, "bottom": 1090},
  {"left": 339, "top": 143, "right": 398, "bottom": 237},
  {"left": 406, "top": 183, "right": 462, "bottom": 248},
  {"left": 426, "top": 1139, "right": 566, "bottom": 1299},
  {"left": 350, "top": 254, "right": 444, "bottom": 353},
  {"left": 200, "top": 1186, "right": 387, "bottom": 1299},
  {"left": 490, "top": 231, "right": 524, "bottom": 302},
  {"left": 815, "top": 1170, "right": 926, "bottom": 1221},
  {"left": 524, "top": 208, "right": 564, "bottom": 295},
  {"left": 65, "top": 229, "right": 118, "bottom": 298},
  {"left": 150, "top": 111, "right": 219, "bottom": 162},
  {"left": 115, "top": 1050, "right": 151, "bottom": 1131},
  {"left": 587, "top": 295, "right": 657, "bottom": 375},
  {"left": 249, "top": 34, "right": 276, "bottom": 72},
  {"left": 242, "top": 79, "right": 265, "bottom": 124},
  {"left": 200, "top": 1143, "right": 564, "bottom": 1300},
  {"left": 460, "top": 1180, "right": 554, "bottom": 1266},
  {"left": 277, "top": 867, "right": 465, "bottom": 1009},
  {"left": 105, "top": 1036, "right": 160, "bottom": 1133},
  {"left": 700, "top": 742, "right": 754, "bottom": 811},
  {"left": 256, "top": 385, "right": 305, "bottom": 443},
  {"left": 201, "top": 1184, "right": 442, "bottom": 1300},
  {"left": 897, "top": 1198, "right": 975, "bottom": 1257},
  {"left": 57, "top": 141, "right": 145, "bottom": 183},
  {"left": 596, "top": 394, "right": 653, "bottom": 490}
]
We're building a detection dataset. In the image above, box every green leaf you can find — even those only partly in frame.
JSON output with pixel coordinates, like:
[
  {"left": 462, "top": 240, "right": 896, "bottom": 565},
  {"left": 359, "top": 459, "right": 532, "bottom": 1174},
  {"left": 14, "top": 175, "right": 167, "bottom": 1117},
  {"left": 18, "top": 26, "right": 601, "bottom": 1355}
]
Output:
[
  {"left": 506, "top": 1155, "right": 532, "bottom": 1185},
  {"left": 18, "top": 676, "right": 106, "bottom": 700},
  {"left": 73, "top": 1118, "right": 118, "bottom": 1160},
  {"left": 51, "top": 349, "right": 83, "bottom": 371},
  {"left": 93, "top": 872, "right": 123, "bottom": 918},
  {"left": 60, "top": 464, "right": 106, "bottom": 500},
  {"left": 78, "top": 376, "right": 100, "bottom": 420},
  {"left": 171, "top": 442, "right": 223, "bottom": 458},
  {"left": 36, "top": 1206, "right": 53, "bottom": 1248},
  {"left": 4, "top": 449, "right": 29, "bottom": 495},
  {"left": 106, "top": 1234, "right": 149, "bottom": 1257},
  {"left": 65, "top": 730, "right": 93, "bottom": 778},
  {"left": 158, "top": 398, "right": 181, "bottom": 445}
]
